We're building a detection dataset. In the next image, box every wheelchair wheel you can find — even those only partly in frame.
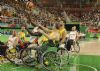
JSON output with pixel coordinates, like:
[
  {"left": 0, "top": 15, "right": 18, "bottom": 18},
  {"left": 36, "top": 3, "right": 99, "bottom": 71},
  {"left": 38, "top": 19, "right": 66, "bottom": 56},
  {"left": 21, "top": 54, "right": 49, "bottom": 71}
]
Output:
[
  {"left": 5, "top": 48, "right": 18, "bottom": 64},
  {"left": 73, "top": 42, "right": 80, "bottom": 53},
  {"left": 21, "top": 48, "right": 38, "bottom": 67},
  {"left": 42, "top": 51, "right": 61, "bottom": 71},
  {"left": 57, "top": 48, "right": 69, "bottom": 68}
]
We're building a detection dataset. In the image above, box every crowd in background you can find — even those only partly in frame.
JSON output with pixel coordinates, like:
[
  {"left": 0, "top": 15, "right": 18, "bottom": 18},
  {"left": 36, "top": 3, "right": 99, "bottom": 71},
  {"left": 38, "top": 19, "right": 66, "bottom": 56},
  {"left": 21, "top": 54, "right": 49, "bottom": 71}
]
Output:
[{"left": 0, "top": 0, "right": 100, "bottom": 34}]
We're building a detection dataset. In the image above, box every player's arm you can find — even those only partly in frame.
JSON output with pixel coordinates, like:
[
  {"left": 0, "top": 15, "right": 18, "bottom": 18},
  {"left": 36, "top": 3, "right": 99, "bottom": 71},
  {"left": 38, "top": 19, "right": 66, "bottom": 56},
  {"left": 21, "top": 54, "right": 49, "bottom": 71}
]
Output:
[
  {"left": 26, "top": 28, "right": 34, "bottom": 36},
  {"left": 31, "top": 21, "right": 52, "bottom": 33},
  {"left": 23, "top": 35, "right": 27, "bottom": 42},
  {"left": 76, "top": 31, "right": 79, "bottom": 41},
  {"left": 38, "top": 29, "right": 55, "bottom": 40},
  {"left": 60, "top": 30, "right": 67, "bottom": 43},
  {"left": 38, "top": 24, "right": 52, "bottom": 33},
  {"left": 13, "top": 37, "right": 18, "bottom": 47},
  {"left": 7, "top": 36, "right": 12, "bottom": 43},
  {"left": 24, "top": 24, "right": 35, "bottom": 36},
  {"left": 38, "top": 29, "right": 50, "bottom": 39}
]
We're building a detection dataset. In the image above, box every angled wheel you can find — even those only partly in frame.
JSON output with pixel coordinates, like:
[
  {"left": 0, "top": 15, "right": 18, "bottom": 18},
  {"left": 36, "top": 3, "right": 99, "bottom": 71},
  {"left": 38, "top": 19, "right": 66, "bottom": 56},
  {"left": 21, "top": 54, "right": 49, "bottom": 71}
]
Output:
[
  {"left": 21, "top": 48, "right": 38, "bottom": 67},
  {"left": 5, "top": 48, "right": 18, "bottom": 64},
  {"left": 73, "top": 42, "right": 80, "bottom": 53},
  {"left": 57, "top": 47, "right": 69, "bottom": 68},
  {"left": 42, "top": 51, "right": 61, "bottom": 71}
]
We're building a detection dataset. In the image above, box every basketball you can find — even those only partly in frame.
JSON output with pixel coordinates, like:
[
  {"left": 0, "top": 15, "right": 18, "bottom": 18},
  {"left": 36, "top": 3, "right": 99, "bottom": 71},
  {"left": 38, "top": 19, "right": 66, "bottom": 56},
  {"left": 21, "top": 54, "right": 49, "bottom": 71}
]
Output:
[{"left": 26, "top": 1, "right": 35, "bottom": 10}]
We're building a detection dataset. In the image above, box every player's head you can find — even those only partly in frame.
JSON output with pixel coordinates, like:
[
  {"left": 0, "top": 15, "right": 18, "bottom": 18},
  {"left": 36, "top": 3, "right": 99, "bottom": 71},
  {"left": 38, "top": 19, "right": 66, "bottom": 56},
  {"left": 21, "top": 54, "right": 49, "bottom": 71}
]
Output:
[
  {"left": 21, "top": 26, "right": 25, "bottom": 32},
  {"left": 72, "top": 26, "right": 76, "bottom": 31},
  {"left": 59, "top": 21, "right": 64, "bottom": 28},
  {"left": 54, "top": 22, "right": 60, "bottom": 29},
  {"left": 12, "top": 30, "right": 17, "bottom": 37}
]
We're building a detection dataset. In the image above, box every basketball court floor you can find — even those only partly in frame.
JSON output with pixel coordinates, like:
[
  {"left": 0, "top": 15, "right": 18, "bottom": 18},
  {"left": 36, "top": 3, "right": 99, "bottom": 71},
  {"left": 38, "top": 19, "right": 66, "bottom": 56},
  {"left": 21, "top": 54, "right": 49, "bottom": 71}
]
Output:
[{"left": 80, "top": 39, "right": 100, "bottom": 55}]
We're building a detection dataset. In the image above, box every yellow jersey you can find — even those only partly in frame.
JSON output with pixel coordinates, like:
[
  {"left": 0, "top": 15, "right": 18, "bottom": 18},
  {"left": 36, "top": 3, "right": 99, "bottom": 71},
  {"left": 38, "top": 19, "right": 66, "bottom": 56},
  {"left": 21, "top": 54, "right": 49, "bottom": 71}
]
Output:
[
  {"left": 59, "top": 28, "right": 67, "bottom": 39},
  {"left": 41, "top": 32, "right": 54, "bottom": 42},
  {"left": 18, "top": 32, "right": 26, "bottom": 42},
  {"left": 39, "top": 30, "right": 60, "bottom": 43}
]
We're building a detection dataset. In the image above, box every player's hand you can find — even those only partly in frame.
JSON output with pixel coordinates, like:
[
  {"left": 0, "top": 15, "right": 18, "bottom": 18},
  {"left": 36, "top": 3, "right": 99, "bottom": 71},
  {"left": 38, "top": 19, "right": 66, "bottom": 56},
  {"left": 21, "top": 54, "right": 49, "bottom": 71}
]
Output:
[{"left": 38, "top": 29, "right": 44, "bottom": 33}]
